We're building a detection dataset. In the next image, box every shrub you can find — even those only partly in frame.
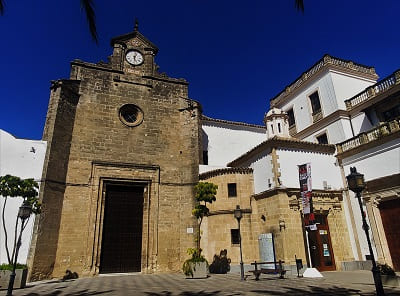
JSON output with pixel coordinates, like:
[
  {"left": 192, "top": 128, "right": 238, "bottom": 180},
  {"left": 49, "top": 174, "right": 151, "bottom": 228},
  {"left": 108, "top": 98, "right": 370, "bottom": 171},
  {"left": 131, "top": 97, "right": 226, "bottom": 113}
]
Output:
[{"left": 0, "top": 263, "right": 27, "bottom": 270}]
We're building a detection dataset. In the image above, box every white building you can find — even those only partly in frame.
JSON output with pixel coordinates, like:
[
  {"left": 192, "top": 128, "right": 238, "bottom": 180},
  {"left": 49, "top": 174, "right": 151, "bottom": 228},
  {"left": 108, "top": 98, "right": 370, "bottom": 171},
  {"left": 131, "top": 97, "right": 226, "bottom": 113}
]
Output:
[
  {"left": 0, "top": 130, "right": 46, "bottom": 264},
  {"left": 200, "top": 55, "right": 400, "bottom": 272}
]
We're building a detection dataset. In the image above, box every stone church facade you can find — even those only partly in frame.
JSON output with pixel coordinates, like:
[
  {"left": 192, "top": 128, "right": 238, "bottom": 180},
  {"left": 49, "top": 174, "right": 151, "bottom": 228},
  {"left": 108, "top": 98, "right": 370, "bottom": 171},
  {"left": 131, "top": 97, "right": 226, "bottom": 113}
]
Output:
[
  {"left": 25, "top": 25, "right": 399, "bottom": 280},
  {"left": 28, "top": 26, "right": 201, "bottom": 280}
]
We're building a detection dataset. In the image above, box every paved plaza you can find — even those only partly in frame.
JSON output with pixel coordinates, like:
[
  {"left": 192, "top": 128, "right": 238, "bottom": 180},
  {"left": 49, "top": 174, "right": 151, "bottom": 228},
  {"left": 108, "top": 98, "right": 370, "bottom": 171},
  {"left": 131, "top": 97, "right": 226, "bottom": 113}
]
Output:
[{"left": 3, "top": 270, "right": 400, "bottom": 296}]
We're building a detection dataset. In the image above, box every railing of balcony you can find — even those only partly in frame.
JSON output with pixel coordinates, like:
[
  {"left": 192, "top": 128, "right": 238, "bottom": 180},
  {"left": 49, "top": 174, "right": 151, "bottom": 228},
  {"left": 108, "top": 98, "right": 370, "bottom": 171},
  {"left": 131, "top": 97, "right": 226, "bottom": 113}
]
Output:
[
  {"left": 336, "top": 117, "right": 400, "bottom": 154},
  {"left": 345, "top": 70, "right": 400, "bottom": 110}
]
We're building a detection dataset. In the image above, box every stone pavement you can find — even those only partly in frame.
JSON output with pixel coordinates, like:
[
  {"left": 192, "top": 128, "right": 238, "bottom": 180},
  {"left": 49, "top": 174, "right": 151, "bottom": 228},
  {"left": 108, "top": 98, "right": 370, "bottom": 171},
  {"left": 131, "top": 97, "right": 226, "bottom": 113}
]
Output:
[{"left": 4, "top": 270, "right": 400, "bottom": 296}]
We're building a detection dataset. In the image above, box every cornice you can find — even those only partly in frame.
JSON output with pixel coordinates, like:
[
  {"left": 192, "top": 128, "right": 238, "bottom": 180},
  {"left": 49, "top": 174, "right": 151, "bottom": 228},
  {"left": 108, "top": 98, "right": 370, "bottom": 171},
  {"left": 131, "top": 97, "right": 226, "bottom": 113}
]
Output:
[
  {"left": 270, "top": 55, "right": 378, "bottom": 108},
  {"left": 365, "top": 173, "right": 400, "bottom": 194},
  {"left": 199, "top": 167, "right": 253, "bottom": 180},
  {"left": 228, "top": 136, "right": 336, "bottom": 167},
  {"left": 110, "top": 30, "right": 159, "bottom": 54},
  {"left": 208, "top": 208, "right": 252, "bottom": 216},
  {"left": 253, "top": 187, "right": 343, "bottom": 200}
]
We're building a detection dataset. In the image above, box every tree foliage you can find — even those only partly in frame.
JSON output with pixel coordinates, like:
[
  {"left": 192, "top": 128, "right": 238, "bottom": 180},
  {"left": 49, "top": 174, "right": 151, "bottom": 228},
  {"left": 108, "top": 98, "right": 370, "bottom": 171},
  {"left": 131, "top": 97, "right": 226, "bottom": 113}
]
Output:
[
  {"left": 192, "top": 182, "right": 217, "bottom": 220},
  {"left": 192, "top": 182, "right": 217, "bottom": 249},
  {"left": 0, "top": 1, "right": 304, "bottom": 44},
  {"left": 0, "top": 175, "right": 41, "bottom": 264},
  {"left": 0, "top": 0, "right": 98, "bottom": 43}
]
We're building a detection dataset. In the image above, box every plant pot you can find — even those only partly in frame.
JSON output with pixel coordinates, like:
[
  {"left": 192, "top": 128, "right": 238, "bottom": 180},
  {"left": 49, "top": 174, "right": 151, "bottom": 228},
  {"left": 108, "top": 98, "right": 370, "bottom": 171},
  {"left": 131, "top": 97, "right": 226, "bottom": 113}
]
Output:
[
  {"left": 186, "top": 262, "right": 207, "bottom": 279},
  {"left": 381, "top": 275, "right": 400, "bottom": 287},
  {"left": 0, "top": 269, "right": 28, "bottom": 290}
]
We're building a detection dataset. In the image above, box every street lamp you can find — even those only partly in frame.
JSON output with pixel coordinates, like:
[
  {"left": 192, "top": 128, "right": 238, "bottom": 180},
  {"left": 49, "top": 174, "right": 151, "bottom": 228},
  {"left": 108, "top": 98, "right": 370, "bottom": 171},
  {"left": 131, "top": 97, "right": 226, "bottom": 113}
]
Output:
[
  {"left": 346, "top": 167, "right": 385, "bottom": 296},
  {"left": 234, "top": 205, "right": 245, "bottom": 281},
  {"left": 7, "top": 200, "right": 32, "bottom": 296}
]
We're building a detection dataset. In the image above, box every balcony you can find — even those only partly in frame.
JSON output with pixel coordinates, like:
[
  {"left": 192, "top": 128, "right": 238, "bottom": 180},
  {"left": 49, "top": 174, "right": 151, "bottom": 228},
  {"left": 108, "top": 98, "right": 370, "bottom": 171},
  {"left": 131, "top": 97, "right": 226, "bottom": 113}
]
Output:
[
  {"left": 345, "top": 70, "right": 400, "bottom": 110},
  {"left": 336, "top": 118, "right": 400, "bottom": 154}
]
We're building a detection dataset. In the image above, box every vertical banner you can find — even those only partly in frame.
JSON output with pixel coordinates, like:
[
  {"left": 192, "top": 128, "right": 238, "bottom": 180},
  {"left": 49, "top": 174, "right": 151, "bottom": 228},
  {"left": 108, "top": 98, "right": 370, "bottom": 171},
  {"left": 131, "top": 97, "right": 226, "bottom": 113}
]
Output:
[{"left": 298, "top": 163, "right": 316, "bottom": 230}]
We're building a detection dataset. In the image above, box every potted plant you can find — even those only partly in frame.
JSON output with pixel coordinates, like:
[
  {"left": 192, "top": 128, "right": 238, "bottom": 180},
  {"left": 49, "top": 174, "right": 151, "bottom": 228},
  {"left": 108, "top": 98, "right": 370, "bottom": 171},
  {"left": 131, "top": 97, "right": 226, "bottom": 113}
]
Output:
[
  {"left": 378, "top": 263, "right": 399, "bottom": 287},
  {"left": 0, "top": 264, "right": 28, "bottom": 289},
  {"left": 182, "top": 248, "right": 208, "bottom": 278},
  {"left": 183, "top": 182, "right": 218, "bottom": 279}
]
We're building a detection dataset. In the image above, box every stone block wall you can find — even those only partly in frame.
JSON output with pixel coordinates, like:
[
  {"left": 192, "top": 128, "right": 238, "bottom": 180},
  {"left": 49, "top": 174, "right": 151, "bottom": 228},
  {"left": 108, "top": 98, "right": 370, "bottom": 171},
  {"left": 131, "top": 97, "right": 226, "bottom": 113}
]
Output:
[{"left": 28, "top": 31, "right": 200, "bottom": 280}]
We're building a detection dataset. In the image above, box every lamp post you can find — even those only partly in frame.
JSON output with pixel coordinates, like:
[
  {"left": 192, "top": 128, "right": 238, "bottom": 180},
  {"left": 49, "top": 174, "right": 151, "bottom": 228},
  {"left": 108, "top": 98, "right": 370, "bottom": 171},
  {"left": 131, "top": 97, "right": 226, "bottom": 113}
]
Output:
[
  {"left": 7, "top": 200, "right": 32, "bottom": 296},
  {"left": 234, "top": 205, "right": 245, "bottom": 281},
  {"left": 346, "top": 167, "right": 385, "bottom": 296}
]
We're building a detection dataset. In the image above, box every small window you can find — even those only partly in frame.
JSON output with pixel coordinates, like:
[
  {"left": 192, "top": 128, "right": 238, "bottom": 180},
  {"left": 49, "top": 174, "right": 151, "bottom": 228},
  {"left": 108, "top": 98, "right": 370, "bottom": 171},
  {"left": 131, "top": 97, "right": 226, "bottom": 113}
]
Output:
[
  {"left": 309, "top": 91, "right": 322, "bottom": 114},
  {"left": 119, "top": 104, "right": 144, "bottom": 127},
  {"left": 278, "top": 123, "right": 281, "bottom": 133},
  {"left": 202, "top": 151, "right": 208, "bottom": 165},
  {"left": 270, "top": 124, "right": 274, "bottom": 133},
  {"left": 317, "top": 133, "right": 328, "bottom": 144},
  {"left": 287, "top": 109, "right": 296, "bottom": 127},
  {"left": 228, "top": 183, "right": 237, "bottom": 197},
  {"left": 231, "top": 229, "right": 240, "bottom": 245}
]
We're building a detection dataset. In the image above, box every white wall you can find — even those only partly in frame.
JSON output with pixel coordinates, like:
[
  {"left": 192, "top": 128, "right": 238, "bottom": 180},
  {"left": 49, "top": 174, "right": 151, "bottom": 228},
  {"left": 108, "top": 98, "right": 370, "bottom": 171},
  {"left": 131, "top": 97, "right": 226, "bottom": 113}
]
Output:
[
  {"left": 303, "top": 118, "right": 353, "bottom": 144},
  {"left": 278, "top": 70, "right": 375, "bottom": 143},
  {"left": 341, "top": 139, "right": 400, "bottom": 261},
  {"left": 278, "top": 148, "right": 342, "bottom": 190},
  {"left": 342, "top": 139, "right": 400, "bottom": 181},
  {"left": 0, "top": 130, "right": 46, "bottom": 264},
  {"left": 202, "top": 122, "right": 266, "bottom": 166},
  {"left": 351, "top": 113, "right": 374, "bottom": 135},
  {"left": 244, "top": 151, "right": 274, "bottom": 194},
  {"left": 279, "top": 71, "right": 337, "bottom": 133},
  {"left": 330, "top": 71, "right": 376, "bottom": 110}
]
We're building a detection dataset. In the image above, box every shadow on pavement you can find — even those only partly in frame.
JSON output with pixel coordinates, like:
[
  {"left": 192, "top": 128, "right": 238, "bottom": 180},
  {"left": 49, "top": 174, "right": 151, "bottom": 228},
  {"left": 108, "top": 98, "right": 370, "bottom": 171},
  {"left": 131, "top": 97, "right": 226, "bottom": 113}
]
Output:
[
  {"left": 252, "top": 285, "right": 400, "bottom": 295},
  {"left": 145, "top": 291, "right": 225, "bottom": 296},
  {"left": 20, "top": 289, "right": 114, "bottom": 296}
]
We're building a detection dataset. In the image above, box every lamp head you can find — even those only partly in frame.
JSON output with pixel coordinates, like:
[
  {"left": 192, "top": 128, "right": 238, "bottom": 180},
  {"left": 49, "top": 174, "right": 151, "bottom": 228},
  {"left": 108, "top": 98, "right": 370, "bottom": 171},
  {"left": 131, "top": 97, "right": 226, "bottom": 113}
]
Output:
[
  {"left": 18, "top": 200, "right": 32, "bottom": 220},
  {"left": 346, "top": 167, "right": 365, "bottom": 193},
  {"left": 234, "top": 205, "right": 242, "bottom": 220}
]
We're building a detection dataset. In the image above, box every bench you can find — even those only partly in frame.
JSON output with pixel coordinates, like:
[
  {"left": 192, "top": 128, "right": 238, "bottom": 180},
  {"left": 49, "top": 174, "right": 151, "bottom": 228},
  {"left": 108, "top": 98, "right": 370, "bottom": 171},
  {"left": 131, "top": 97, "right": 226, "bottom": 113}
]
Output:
[{"left": 249, "top": 260, "right": 286, "bottom": 280}]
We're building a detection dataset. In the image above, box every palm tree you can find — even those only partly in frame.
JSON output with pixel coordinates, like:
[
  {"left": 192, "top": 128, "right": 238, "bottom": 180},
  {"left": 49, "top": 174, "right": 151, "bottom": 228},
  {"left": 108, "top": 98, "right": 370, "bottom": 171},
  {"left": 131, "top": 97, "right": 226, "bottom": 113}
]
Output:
[
  {"left": 0, "top": 0, "right": 98, "bottom": 43},
  {"left": 0, "top": 1, "right": 303, "bottom": 44},
  {"left": 295, "top": 0, "right": 305, "bottom": 13}
]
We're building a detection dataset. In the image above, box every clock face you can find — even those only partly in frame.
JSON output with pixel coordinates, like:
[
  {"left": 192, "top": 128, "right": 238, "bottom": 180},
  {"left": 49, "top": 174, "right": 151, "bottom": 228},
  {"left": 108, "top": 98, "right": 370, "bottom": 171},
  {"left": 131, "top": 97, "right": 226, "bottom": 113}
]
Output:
[{"left": 126, "top": 50, "right": 144, "bottom": 65}]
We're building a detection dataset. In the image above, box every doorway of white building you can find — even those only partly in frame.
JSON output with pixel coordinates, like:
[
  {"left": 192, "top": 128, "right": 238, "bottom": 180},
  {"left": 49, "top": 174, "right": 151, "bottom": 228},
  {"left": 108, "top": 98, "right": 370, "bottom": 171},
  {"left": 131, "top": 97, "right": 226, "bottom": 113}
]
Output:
[
  {"left": 308, "top": 214, "right": 336, "bottom": 271},
  {"left": 379, "top": 198, "right": 400, "bottom": 271}
]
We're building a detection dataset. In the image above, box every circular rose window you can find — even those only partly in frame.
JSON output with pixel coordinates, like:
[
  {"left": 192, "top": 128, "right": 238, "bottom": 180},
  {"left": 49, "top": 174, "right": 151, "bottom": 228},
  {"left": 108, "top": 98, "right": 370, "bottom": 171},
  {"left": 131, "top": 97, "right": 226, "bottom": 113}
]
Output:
[{"left": 119, "top": 104, "right": 144, "bottom": 127}]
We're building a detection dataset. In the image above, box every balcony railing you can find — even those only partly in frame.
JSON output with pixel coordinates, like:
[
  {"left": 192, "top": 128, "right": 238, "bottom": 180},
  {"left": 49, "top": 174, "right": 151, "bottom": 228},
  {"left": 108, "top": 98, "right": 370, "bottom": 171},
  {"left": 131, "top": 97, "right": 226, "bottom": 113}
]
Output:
[
  {"left": 345, "top": 70, "right": 400, "bottom": 110},
  {"left": 336, "top": 118, "right": 400, "bottom": 154},
  {"left": 289, "top": 124, "right": 297, "bottom": 136}
]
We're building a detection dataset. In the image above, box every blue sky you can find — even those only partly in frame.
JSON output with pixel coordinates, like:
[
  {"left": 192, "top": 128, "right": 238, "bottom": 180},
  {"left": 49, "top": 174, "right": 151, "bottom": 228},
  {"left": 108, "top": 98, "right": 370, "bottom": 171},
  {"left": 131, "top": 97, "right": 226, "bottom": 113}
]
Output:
[{"left": 1, "top": 1, "right": 399, "bottom": 140}]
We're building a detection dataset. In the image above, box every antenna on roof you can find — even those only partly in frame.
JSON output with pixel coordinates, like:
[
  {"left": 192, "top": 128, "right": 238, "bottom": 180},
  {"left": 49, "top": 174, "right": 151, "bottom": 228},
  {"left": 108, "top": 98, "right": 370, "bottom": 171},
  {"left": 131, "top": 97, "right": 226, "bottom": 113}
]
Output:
[{"left": 134, "top": 18, "right": 139, "bottom": 32}]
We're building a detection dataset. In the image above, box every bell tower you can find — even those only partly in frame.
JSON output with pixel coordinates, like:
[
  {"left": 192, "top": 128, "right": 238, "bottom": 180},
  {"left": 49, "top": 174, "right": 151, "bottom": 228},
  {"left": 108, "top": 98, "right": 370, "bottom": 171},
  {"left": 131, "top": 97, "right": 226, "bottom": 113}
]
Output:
[
  {"left": 109, "top": 20, "right": 159, "bottom": 76},
  {"left": 264, "top": 108, "right": 291, "bottom": 139}
]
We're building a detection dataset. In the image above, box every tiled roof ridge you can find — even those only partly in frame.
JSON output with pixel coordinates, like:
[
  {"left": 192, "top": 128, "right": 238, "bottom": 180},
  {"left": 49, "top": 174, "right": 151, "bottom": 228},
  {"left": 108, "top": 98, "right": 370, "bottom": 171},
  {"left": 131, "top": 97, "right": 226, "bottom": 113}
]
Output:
[
  {"left": 199, "top": 167, "right": 253, "bottom": 180},
  {"left": 227, "top": 136, "right": 335, "bottom": 167},
  {"left": 201, "top": 115, "right": 265, "bottom": 129}
]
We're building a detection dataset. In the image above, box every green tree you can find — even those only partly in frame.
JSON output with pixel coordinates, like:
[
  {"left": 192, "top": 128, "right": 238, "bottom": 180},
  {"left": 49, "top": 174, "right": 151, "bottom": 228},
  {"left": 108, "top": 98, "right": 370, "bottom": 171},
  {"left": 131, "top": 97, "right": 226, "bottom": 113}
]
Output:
[
  {"left": 192, "top": 182, "right": 218, "bottom": 250},
  {"left": 0, "top": 175, "right": 41, "bottom": 265}
]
